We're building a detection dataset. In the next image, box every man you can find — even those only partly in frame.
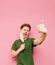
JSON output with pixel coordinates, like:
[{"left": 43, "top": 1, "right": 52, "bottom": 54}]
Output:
[{"left": 11, "top": 21, "right": 47, "bottom": 65}]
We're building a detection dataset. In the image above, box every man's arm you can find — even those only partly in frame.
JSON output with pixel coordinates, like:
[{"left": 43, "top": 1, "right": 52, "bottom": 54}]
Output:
[
  {"left": 11, "top": 44, "right": 25, "bottom": 58},
  {"left": 34, "top": 19, "right": 48, "bottom": 45},
  {"left": 34, "top": 33, "right": 47, "bottom": 45}
]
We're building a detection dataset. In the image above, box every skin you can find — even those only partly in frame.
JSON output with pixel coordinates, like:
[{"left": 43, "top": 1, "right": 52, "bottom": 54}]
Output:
[{"left": 11, "top": 24, "right": 47, "bottom": 58}]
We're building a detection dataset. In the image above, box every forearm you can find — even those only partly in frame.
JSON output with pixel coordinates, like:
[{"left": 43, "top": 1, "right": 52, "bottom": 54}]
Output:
[
  {"left": 11, "top": 48, "right": 22, "bottom": 58},
  {"left": 11, "top": 43, "right": 25, "bottom": 58},
  {"left": 38, "top": 33, "right": 47, "bottom": 45},
  {"left": 34, "top": 33, "right": 47, "bottom": 45}
]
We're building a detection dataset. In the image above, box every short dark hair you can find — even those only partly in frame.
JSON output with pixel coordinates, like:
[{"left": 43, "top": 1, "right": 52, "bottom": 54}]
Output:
[{"left": 20, "top": 23, "right": 31, "bottom": 31}]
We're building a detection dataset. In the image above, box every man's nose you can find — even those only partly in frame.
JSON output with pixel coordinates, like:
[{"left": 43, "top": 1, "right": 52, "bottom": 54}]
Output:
[{"left": 25, "top": 31, "right": 27, "bottom": 33}]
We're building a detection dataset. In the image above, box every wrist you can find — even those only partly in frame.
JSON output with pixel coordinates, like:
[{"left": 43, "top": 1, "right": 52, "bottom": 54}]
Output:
[{"left": 19, "top": 47, "right": 23, "bottom": 51}]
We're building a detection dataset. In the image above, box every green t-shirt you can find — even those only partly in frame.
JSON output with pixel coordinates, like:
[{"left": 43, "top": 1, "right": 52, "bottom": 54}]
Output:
[{"left": 11, "top": 38, "right": 36, "bottom": 65}]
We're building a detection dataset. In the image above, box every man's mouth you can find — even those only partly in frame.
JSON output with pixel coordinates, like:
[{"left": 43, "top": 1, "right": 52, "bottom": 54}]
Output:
[{"left": 24, "top": 33, "right": 27, "bottom": 35}]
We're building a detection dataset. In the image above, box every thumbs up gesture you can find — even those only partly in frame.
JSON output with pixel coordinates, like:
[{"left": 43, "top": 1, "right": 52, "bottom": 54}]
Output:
[{"left": 37, "top": 19, "right": 48, "bottom": 33}]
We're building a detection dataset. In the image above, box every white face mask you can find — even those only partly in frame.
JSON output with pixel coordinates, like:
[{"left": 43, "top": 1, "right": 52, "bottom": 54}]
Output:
[{"left": 19, "top": 32, "right": 24, "bottom": 42}]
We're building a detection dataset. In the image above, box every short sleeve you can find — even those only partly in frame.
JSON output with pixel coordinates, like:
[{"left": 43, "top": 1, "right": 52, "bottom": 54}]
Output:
[
  {"left": 31, "top": 38, "right": 36, "bottom": 47},
  {"left": 11, "top": 40, "right": 17, "bottom": 51}
]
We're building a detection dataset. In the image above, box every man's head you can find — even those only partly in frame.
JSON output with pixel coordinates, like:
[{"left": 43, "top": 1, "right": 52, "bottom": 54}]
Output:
[{"left": 20, "top": 23, "right": 31, "bottom": 39}]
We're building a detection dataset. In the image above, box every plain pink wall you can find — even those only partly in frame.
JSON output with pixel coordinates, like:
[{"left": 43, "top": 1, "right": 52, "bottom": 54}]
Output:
[{"left": 0, "top": 0, "right": 55, "bottom": 65}]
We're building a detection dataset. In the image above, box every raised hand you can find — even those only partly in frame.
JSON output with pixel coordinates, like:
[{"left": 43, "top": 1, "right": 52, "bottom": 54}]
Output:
[{"left": 37, "top": 19, "right": 48, "bottom": 33}]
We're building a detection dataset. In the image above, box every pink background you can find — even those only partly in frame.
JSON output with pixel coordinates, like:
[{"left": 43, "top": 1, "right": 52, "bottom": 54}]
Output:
[{"left": 0, "top": 0, "right": 55, "bottom": 65}]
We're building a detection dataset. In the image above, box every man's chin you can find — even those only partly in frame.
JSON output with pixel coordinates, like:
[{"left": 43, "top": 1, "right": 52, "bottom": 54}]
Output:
[{"left": 23, "top": 35, "right": 28, "bottom": 39}]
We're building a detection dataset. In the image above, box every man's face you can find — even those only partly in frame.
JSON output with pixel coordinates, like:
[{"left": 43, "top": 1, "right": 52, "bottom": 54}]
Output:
[{"left": 21, "top": 26, "right": 30, "bottom": 38}]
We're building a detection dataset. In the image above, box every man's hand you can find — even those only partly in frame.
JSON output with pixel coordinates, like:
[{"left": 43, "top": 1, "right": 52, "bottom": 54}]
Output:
[
  {"left": 20, "top": 44, "right": 25, "bottom": 51},
  {"left": 37, "top": 19, "right": 48, "bottom": 33}
]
